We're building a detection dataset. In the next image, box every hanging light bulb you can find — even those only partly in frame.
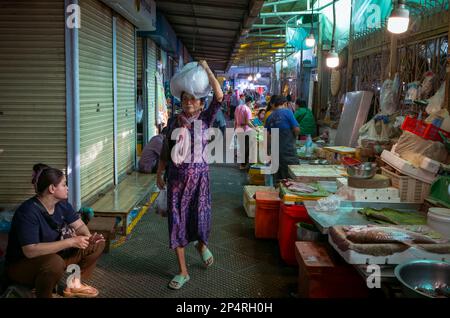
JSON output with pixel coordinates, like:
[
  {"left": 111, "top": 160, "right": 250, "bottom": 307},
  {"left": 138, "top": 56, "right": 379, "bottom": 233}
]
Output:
[
  {"left": 326, "top": 46, "right": 339, "bottom": 68},
  {"left": 306, "top": 2, "right": 315, "bottom": 48},
  {"left": 326, "top": 0, "right": 339, "bottom": 68},
  {"left": 248, "top": 75, "right": 253, "bottom": 81},
  {"left": 387, "top": 0, "right": 409, "bottom": 34},
  {"left": 305, "top": 33, "right": 316, "bottom": 48},
  {"left": 256, "top": 72, "right": 261, "bottom": 79},
  {"left": 282, "top": 60, "right": 288, "bottom": 67}
]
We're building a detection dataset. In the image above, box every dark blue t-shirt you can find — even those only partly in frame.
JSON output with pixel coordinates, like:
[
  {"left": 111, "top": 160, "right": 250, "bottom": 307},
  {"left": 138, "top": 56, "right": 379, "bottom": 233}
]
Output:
[
  {"left": 5, "top": 197, "right": 79, "bottom": 265},
  {"left": 264, "top": 108, "right": 299, "bottom": 132}
]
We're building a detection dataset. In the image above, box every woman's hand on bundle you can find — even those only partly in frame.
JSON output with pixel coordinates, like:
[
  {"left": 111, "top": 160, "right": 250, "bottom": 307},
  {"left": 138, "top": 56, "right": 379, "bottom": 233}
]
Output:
[{"left": 157, "top": 174, "right": 166, "bottom": 190}]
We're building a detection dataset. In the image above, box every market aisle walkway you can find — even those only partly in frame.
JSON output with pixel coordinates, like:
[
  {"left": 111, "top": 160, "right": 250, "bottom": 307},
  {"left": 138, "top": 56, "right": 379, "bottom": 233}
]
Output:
[{"left": 86, "top": 165, "right": 297, "bottom": 298}]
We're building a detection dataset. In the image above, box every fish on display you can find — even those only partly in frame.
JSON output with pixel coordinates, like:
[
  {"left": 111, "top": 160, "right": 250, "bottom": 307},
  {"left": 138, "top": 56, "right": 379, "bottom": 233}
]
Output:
[{"left": 344, "top": 225, "right": 444, "bottom": 245}]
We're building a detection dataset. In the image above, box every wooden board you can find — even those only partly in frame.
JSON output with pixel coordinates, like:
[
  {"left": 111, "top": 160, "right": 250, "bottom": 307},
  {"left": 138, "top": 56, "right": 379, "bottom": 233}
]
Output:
[{"left": 348, "top": 174, "right": 391, "bottom": 189}]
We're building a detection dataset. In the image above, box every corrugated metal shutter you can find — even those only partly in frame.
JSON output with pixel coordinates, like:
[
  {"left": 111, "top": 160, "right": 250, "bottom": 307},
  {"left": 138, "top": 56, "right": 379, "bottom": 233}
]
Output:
[
  {"left": 116, "top": 15, "right": 135, "bottom": 177},
  {"left": 79, "top": 0, "right": 114, "bottom": 202},
  {"left": 0, "top": 0, "right": 66, "bottom": 206},
  {"left": 147, "top": 39, "right": 157, "bottom": 139},
  {"left": 137, "top": 37, "right": 142, "bottom": 83}
]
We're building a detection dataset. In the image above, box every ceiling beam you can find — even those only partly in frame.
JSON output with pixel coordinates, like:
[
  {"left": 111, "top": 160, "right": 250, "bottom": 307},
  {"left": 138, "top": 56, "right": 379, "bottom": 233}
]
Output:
[
  {"left": 263, "top": 0, "right": 302, "bottom": 6},
  {"left": 163, "top": 12, "right": 243, "bottom": 23},
  {"left": 182, "top": 40, "right": 232, "bottom": 48},
  {"left": 171, "top": 23, "right": 237, "bottom": 32},
  {"left": 225, "top": 0, "right": 266, "bottom": 72},
  {"left": 259, "top": 11, "right": 310, "bottom": 17},
  {"left": 178, "top": 34, "right": 235, "bottom": 41},
  {"left": 157, "top": 0, "right": 248, "bottom": 11}
]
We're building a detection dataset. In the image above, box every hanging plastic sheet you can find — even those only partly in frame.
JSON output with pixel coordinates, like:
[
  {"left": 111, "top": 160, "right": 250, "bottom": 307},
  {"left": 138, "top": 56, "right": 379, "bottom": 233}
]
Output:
[
  {"left": 286, "top": 26, "right": 308, "bottom": 51},
  {"left": 314, "top": 0, "right": 351, "bottom": 52}
]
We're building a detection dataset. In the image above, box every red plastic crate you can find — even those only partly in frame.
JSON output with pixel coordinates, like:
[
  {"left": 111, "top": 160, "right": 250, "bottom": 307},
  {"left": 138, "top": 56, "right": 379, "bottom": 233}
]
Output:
[
  {"left": 278, "top": 203, "right": 313, "bottom": 265},
  {"left": 255, "top": 191, "right": 281, "bottom": 239},
  {"left": 401, "top": 116, "right": 450, "bottom": 142}
]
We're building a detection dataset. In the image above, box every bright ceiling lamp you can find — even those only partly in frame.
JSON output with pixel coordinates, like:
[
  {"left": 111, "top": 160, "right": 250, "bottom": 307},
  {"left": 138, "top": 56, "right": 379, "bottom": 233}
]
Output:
[
  {"left": 326, "top": 0, "right": 339, "bottom": 68},
  {"left": 387, "top": 0, "right": 410, "bottom": 34},
  {"left": 282, "top": 60, "right": 288, "bottom": 67},
  {"left": 305, "top": 33, "right": 316, "bottom": 48},
  {"left": 326, "top": 46, "right": 339, "bottom": 68},
  {"left": 248, "top": 75, "right": 253, "bottom": 81},
  {"left": 256, "top": 72, "right": 261, "bottom": 79}
]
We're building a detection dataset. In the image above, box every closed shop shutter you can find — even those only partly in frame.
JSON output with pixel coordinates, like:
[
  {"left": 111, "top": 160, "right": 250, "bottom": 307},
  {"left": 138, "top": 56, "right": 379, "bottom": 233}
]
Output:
[
  {"left": 137, "top": 37, "right": 143, "bottom": 83},
  {"left": 79, "top": 0, "right": 114, "bottom": 202},
  {"left": 147, "top": 39, "right": 157, "bottom": 139},
  {"left": 116, "top": 15, "right": 136, "bottom": 177},
  {"left": 0, "top": 0, "right": 66, "bottom": 206}
]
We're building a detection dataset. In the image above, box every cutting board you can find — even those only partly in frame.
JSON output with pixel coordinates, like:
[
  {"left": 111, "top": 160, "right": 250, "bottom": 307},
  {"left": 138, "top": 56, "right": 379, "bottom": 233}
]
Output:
[{"left": 348, "top": 174, "right": 391, "bottom": 189}]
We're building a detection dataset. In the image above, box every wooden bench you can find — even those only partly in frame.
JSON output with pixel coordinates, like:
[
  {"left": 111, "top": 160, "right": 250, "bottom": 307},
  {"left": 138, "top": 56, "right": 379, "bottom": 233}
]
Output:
[{"left": 90, "top": 172, "right": 156, "bottom": 237}]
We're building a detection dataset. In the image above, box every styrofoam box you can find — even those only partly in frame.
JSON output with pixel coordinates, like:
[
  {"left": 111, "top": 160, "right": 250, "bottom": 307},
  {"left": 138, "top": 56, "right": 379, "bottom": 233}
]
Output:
[
  {"left": 381, "top": 150, "right": 436, "bottom": 184},
  {"left": 336, "top": 178, "right": 400, "bottom": 202},
  {"left": 243, "top": 185, "right": 277, "bottom": 218}
]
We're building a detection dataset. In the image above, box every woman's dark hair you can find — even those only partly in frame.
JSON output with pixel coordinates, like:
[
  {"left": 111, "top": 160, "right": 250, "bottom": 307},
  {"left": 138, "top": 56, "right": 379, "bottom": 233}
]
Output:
[
  {"left": 258, "top": 108, "right": 266, "bottom": 116},
  {"left": 32, "top": 164, "right": 64, "bottom": 195},
  {"left": 273, "top": 95, "right": 287, "bottom": 107},
  {"left": 267, "top": 95, "right": 278, "bottom": 112},
  {"left": 295, "top": 98, "right": 307, "bottom": 108},
  {"left": 245, "top": 95, "right": 254, "bottom": 103}
]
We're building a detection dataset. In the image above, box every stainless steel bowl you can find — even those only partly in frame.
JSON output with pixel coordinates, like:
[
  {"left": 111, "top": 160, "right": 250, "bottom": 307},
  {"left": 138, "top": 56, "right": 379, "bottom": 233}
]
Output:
[
  {"left": 394, "top": 260, "right": 450, "bottom": 298},
  {"left": 346, "top": 162, "right": 377, "bottom": 179}
]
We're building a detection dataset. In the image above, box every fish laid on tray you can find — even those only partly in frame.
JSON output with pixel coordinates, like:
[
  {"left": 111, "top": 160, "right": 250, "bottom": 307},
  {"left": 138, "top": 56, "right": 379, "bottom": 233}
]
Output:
[
  {"left": 283, "top": 180, "right": 317, "bottom": 193},
  {"left": 343, "top": 225, "right": 446, "bottom": 245}
]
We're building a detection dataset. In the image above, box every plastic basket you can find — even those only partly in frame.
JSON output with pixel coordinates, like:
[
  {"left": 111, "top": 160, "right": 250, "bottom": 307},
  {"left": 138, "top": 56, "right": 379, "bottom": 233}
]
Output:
[
  {"left": 401, "top": 116, "right": 450, "bottom": 142},
  {"left": 381, "top": 167, "right": 431, "bottom": 203}
]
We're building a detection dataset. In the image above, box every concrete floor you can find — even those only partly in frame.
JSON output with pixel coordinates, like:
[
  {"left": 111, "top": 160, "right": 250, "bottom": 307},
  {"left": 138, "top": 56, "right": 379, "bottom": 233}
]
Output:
[{"left": 86, "top": 165, "right": 298, "bottom": 298}]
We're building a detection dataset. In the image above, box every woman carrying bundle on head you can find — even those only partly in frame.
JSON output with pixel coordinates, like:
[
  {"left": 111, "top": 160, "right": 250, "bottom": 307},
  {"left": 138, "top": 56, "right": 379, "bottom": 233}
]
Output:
[{"left": 156, "top": 60, "right": 224, "bottom": 290}]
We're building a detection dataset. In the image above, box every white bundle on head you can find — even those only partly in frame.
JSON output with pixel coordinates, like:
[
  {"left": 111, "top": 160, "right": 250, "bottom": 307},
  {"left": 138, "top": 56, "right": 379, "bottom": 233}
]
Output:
[{"left": 170, "top": 62, "right": 212, "bottom": 99}]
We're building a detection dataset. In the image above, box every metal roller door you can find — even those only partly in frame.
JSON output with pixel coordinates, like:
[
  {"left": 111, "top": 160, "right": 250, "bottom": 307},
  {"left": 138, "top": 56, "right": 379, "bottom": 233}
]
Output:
[
  {"left": 79, "top": 0, "right": 114, "bottom": 202},
  {"left": 0, "top": 0, "right": 66, "bottom": 206},
  {"left": 116, "top": 15, "right": 136, "bottom": 177},
  {"left": 147, "top": 39, "right": 157, "bottom": 139}
]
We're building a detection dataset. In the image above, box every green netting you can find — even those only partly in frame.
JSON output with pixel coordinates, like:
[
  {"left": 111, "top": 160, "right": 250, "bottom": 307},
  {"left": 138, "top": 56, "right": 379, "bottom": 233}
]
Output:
[
  {"left": 289, "top": 0, "right": 449, "bottom": 52},
  {"left": 286, "top": 26, "right": 309, "bottom": 51}
]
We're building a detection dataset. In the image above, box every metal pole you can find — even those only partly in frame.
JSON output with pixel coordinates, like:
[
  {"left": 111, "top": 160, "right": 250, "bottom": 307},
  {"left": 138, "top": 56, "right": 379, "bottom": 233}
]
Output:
[
  {"left": 65, "top": 0, "right": 81, "bottom": 210},
  {"left": 446, "top": 9, "right": 450, "bottom": 110}
]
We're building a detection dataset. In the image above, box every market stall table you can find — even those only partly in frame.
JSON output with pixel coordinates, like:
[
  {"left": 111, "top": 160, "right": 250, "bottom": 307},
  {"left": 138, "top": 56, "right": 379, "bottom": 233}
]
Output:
[{"left": 303, "top": 201, "right": 423, "bottom": 234}]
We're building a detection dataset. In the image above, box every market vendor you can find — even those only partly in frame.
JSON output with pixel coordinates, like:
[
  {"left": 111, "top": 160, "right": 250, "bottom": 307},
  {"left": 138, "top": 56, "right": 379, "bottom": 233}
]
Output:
[
  {"left": 294, "top": 98, "right": 317, "bottom": 139},
  {"left": 156, "top": 60, "right": 223, "bottom": 290},
  {"left": 5, "top": 164, "right": 105, "bottom": 298},
  {"left": 265, "top": 95, "right": 300, "bottom": 181}
]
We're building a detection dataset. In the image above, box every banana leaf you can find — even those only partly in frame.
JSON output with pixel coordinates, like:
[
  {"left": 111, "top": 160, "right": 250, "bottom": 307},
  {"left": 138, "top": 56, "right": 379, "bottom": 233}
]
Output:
[{"left": 358, "top": 207, "right": 427, "bottom": 225}]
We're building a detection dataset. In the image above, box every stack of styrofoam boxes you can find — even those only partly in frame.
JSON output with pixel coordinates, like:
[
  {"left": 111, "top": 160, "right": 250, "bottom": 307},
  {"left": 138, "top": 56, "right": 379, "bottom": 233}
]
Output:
[{"left": 336, "top": 178, "right": 401, "bottom": 202}]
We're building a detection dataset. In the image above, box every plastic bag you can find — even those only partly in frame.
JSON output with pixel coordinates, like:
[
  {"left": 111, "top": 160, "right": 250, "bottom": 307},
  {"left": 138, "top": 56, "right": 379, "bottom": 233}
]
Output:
[
  {"left": 315, "top": 195, "right": 342, "bottom": 212},
  {"left": 426, "top": 82, "right": 446, "bottom": 115},
  {"left": 170, "top": 62, "right": 211, "bottom": 99},
  {"left": 156, "top": 189, "right": 168, "bottom": 217},
  {"left": 380, "top": 74, "right": 400, "bottom": 115}
]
